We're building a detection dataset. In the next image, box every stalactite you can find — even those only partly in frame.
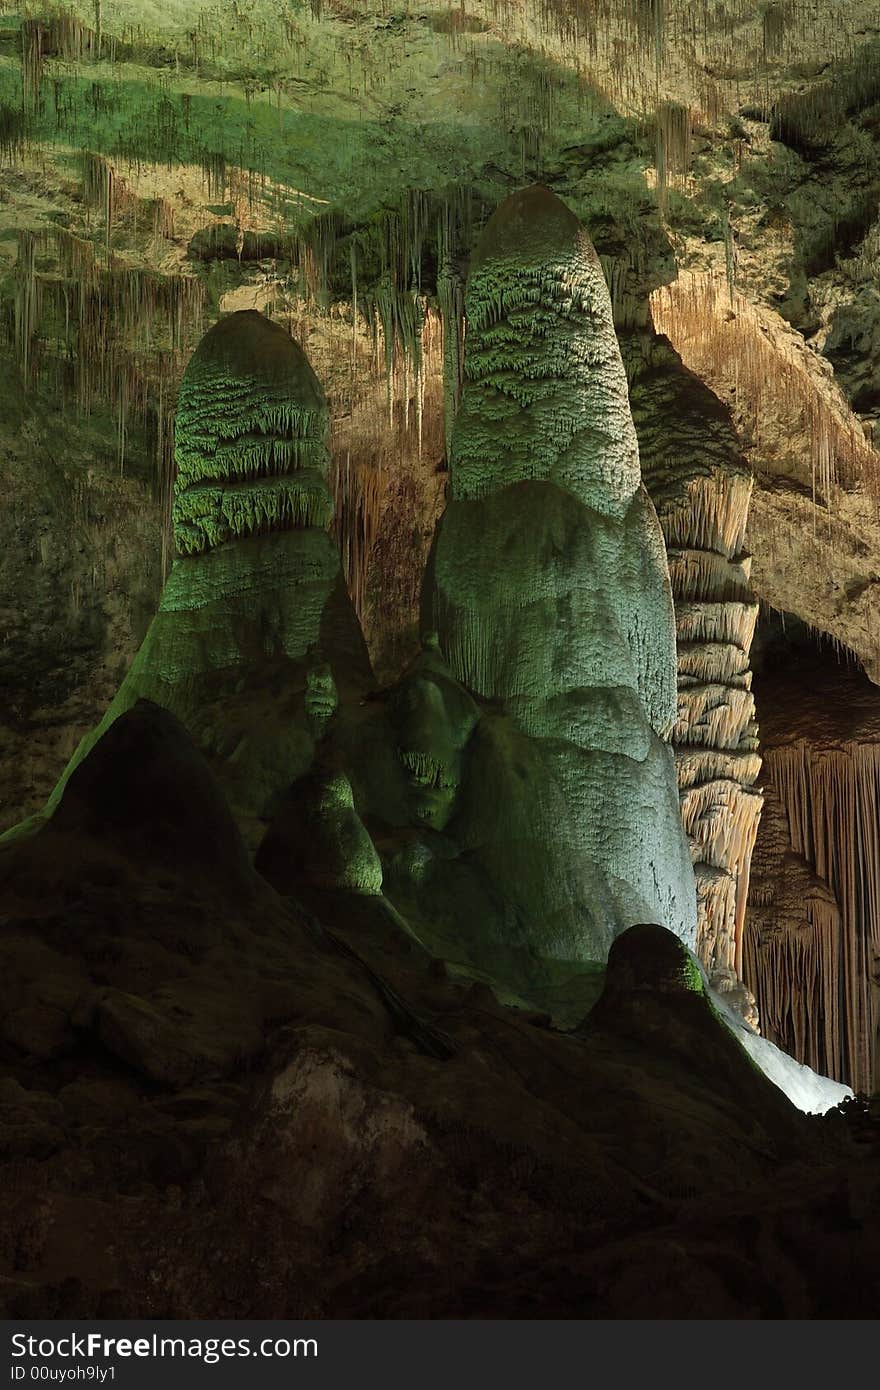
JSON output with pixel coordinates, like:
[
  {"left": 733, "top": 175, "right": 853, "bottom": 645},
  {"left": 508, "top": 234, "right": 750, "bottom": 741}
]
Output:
[
  {"left": 437, "top": 248, "right": 465, "bottom": 449},
  {"left": 744, "top": 785, "right": 842, "bottom": 1079},
  {"left": 0, "top": 102, "right": 26, "bottom": 163},
  {"left": 8, "top": 224, "right": 204, "bottom": 497},
  {"left": 655, "top": 100, "right": 691, "bottom": 214},
  {"left": 652, "top": 271, "right": 880, "bottom": 506},
  {"left": 759, "top": 739, "right": 880, "bottom": 1091},
  {"left": 13, "top": 229, "right": 46, "bottom": 384}
]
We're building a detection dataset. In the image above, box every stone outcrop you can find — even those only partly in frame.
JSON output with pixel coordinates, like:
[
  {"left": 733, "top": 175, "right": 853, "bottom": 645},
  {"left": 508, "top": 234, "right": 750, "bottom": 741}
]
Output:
[
  {"left": 427, "top": 185, "right": 697, "bottom": 961},
  {"left": 651, "top": 270, "right": 880, "bottom": 681},
  {"left": 0, "top": 753, "right": 863, "bottom": 1316}
]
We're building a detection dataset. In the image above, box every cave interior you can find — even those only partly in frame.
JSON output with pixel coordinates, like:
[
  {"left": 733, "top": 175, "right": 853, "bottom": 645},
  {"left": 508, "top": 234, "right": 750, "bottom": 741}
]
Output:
[{"left": 1, "top": 0, "right": 880, "bottom": 1320}]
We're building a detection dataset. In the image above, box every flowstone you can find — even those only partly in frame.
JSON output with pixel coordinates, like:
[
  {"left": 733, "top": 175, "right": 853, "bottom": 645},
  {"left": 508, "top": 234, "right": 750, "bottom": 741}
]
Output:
[{"left": 425, "top": 185, "right": 697, "bottom": 961}]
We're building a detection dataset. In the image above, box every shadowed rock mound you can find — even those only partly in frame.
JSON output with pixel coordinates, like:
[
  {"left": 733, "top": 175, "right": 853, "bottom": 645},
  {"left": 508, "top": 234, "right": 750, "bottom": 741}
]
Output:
[
  {"left": 47, "top": 700, "right": 254, "bottom": 894},
  {"left": 585, "top": 924, "right": 805, "bottom": 1145},
  {"left": 0, "top": 768, "right": 873, "bottom": 1317}
]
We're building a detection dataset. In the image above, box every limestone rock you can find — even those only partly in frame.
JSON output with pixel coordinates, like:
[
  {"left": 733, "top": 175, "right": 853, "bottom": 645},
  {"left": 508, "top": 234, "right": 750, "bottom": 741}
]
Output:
[
  {"left": 428, "top": 186, "right": 696, "bottom": 960},
  {"left": 1, "top": 1004, "right": 73, "bottom": 1061},
  {"left": 256, "top": 766, "right": 383, "bottom": 897},
  {"left": 97, "top": 985, "right": 263, "bottom": 1089},
  {"left": 0, "top": 1078, "right": 65, "bottom": 1159}
]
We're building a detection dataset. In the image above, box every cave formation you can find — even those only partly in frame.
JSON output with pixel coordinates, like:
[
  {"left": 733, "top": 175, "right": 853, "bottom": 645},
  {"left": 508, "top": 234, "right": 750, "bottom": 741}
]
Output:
[{"left": 2, "top": 0, "right": 880, "bottom": 1322}]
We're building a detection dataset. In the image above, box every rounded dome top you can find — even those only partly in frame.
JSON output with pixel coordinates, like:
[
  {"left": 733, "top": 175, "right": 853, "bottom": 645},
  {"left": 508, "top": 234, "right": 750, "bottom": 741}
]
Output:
[
  {"left": 470, "top": 184, "right": 598, "bottom": 270},
  {"left": 182, "top": 309, "right": 326, "bottom": 412}
]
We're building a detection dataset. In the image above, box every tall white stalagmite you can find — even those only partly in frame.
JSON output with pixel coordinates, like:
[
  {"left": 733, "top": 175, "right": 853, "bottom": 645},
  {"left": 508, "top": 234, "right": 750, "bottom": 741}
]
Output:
[{"left": 428, "top": 186, "right": 697, "bottom": 959}]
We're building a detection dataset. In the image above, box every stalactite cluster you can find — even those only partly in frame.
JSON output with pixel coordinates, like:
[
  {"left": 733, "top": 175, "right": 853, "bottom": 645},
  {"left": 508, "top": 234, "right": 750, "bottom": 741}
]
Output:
[
  {"left": 1, "top": 1, "right": 863, "bottom": 241},
  {"left": 652, "top": 271, "right": 880, "bottom": 506},
  {"left": 744, "top": 784, "right": 842, "bottom": 1079},
  {"left": 757, "top": 738, "right": 880, "bottom": 1092},
  {"left": 328, "top": 305, "right": 445, "bottom": 655},
  {"left": 247, "top": 188, "right": 472, "bottom": 660},
  {"left": 463, "top": 0, "right": 858, "bottom": 116},
  {"left": 21, "top": 10, "right": 104, "bottom": 112},
  {"left": 79, "top": 151, "right": 177, "bottom": 250},
  {"left": 771, "top": 34, "right": 880, "bottom": 152},
  {"left": 7, "top": 222, "right": 204, "bottom": 561}
]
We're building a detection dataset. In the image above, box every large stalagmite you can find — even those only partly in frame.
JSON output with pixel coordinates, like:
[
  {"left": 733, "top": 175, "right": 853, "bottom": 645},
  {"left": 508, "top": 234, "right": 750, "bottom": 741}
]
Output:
[
  {"left": 7, "top": 310, "right": 371, "bottom": 835},
  {"left": 427, "top": 186, "right": 697, "bottom": 958}
]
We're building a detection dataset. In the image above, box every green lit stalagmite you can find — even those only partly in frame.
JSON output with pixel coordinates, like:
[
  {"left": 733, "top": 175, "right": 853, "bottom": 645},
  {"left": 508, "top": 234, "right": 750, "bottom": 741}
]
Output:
[
  {"left": 172, "top": 308, "right": 334, "bottom": 553},
  {"left": 35, "top": 310, "right": 372, "bottom": 827},
  {"left": 427, "top": 185, "right": 697, "bottom": 958}
]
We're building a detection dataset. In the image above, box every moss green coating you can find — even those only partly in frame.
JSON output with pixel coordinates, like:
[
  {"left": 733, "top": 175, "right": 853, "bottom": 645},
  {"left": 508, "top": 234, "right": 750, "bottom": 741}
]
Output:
[
  {"left": 428, "top": 185, "right": 697, "bottom": 957},
  {"left": 451, "top": 185, "right": 641, "bottom": 518},
  {"left": 172, "top": 309, "right": 333, "bottom": 555},
  {"left": 173, "top": 473, "right": 334, "bottom": 555},
  {"left": 3, "top": 313, "right": 372, "bottom": 834}
]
